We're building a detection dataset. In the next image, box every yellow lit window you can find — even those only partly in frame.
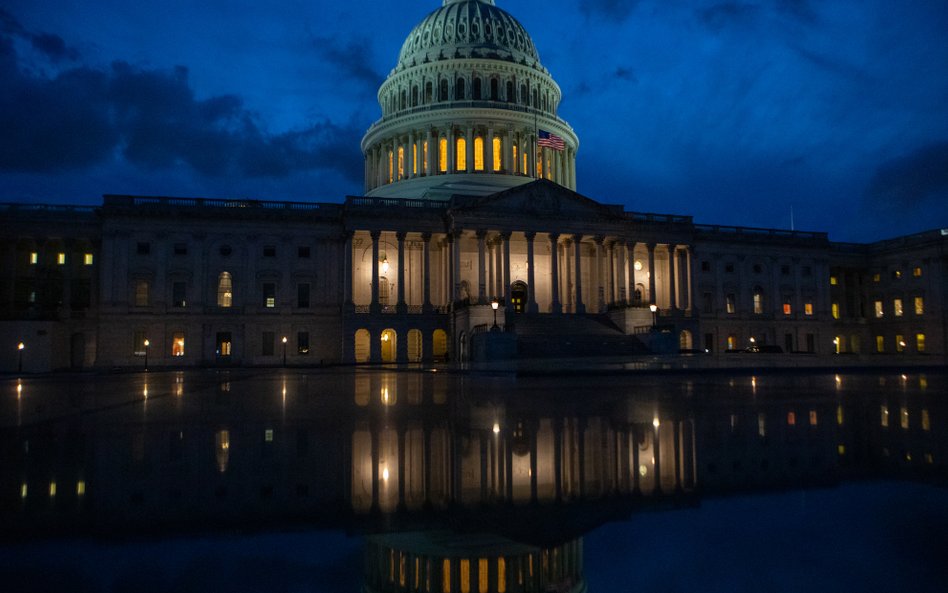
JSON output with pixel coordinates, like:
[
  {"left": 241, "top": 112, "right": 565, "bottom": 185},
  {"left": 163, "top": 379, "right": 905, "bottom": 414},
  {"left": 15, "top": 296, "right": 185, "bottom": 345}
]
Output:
[
  {"left": 787, "top": 411, "right": 796, "bottom": 426},
  {"left": 830, "top": 275, "right": 838, "bottom": 285},
  {"left": 872, "top": 273, "right": 880, "bottom": 282},
  {"left": 753, "top": 290, "right": 763, "bottom": 314},
  {"left": 896, "top": 334, "right": 905, "bottom": 352},
  {"left": 77, "top": 480, "right": 85, "bottom": 496},
  {"left": 922, "top": 409, "right": 930, "bottom": 431},
  {"left": 414, "top": 558, "right": 421, "bottom": 591},
  {"left": 172, "top": 333, "right": 185, "bottom": 357},
  {"left": 497, "top": 557, "right": 506, "bottom": 593},
  {"left": 29, "top": 251, "right": 38, "bottom": 264},
  {"left": 442, "top": 559, "right": 451, "bottom": 593},
  {"left": 758, "top": 412, "right": 766, "bottom": 437},
  {"left": 265, "top": 428, "right": 274, "bottom": 442},
  {"left": 49, "top": 481, "right": 57, "bottom": 497},
  {"left": 397, "top": 146, "right": 405, "bottom": 180},
  {"left": 84, "top": 253, "right": 94, "bottom": 265},
  {"left": 832, "top": 302, "right": 840, "bottom": 319},
  {"left": 804, "top": 302, "right": 813, "bottom": 315},
  {"left": 57, "top": 252, "right": 66, "bottom": 265},
  {"left": 873, "top": 301, "right": 883, "bottom": 318},
  {"left": 914, "top": 296, "right": 924, "bottom": 315},
  {"left": 837, "top": 405, "right": 844, "bottom": 425},
  {"left": 881, "top": 405, "right": 889, "bottom": 427},
  {"left": 474, "top": 136, "right": 484, "bottom": 171},
  {"left": 20, "top": 483, "right": 27, "bottom": 499},
  {"left": 913, "top": 266, "right": 922, "bottom": 277},
  {"left": 217, "top": 272, "right": 233, "bottom": 307},
  {"left": 521, "top": 150, "right": 527, "bottom": 174},
  {"left": 439, "top": 138, "right": 448, "bottom": 172},
  {"left": 809, "top": 410, "right": 818, "bottom": 426},
  {"left": 399, "top": 553, "right": 407, "bottom": 587},
  {"left": 412, "top": 143, "right": 418, "bottom": 175},
  {"left": 727, "top": 335, "right": 737, "bottom": 350},
  {"left": 388, "top": 150, "right": 394, "bottom": 183},
  {"left": 422, "top": 141, "right": 428, "bottom": 174},
  {"left": 783, "top": 302, "right": 791, "bottom": 315},
  {"left": 456, "top": 137, "right": 467, "bottom": 171},
  {"left": 512, "top": 144, "right": 518, "bottom": 172},
  {"left": 478, "top": 558, "right": 488, "bottom": 593},
  {"left": 893, "top": 298, "right": 903, "bottom": 317},
  {"left": 925, "top": 453, "right": 934, "bottom": 464},
  {"left": 916, "top": 333, "right": 925, "bottom": 353},
  {"left": 135, "top": 280, "right": 149, "bottom": 307},
  {"left": 536, "top": 149, "right": 543, "bottom": 178},
  {"left": 492, "top": 136, "right": 502, "bottom": 171},
  {"left": 460, "top": 559, "right": 471, "bottom": 593},
  {"left": 876, "top": 335, "right": 884, "bottom": 352},
  {"left": 900, "top": 407, "right": 909, "bottom": 429},
  {"left": 894, "top": 269, "right": 902, "bottom": 279},
  {"left": 838, "top": 444, "right": 846, "bottom": 455}
]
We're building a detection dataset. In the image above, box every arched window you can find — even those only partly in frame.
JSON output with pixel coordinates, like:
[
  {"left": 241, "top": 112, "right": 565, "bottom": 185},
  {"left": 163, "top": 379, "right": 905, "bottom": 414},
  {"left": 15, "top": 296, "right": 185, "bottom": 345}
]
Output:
[
  {"left": 354, "top": 329, "right": 370, "bottom": 363},
  {"left": 472, "top": 77, "right": 482, "bottom": 100},
  {"left": 520, "top": 84, "right": 527, "bottom": 104},
  {"left": 380, "top": 329, "right": 397, "bottom": 363},
  {"left": 532, "top": 88, "right": 538, "bottom": 108},
  {"left": 456, "top": 136, "right": 467, "bottom": 171},
  {"left": 411, "top": 85, "right": 418, "bottom": 107},
  {"left": 425, "top": 81, "right": 433, "bottom": 103},
  {"left": 217, "top": 272, "right": 233, "bottom": 307},
  {"left": 753, "top": 286, "right": 764, "bottom": 314},
  {"left": 387, "top": 150, "right": 394, "bottom": 183},
  {"left": 432, "top": 329, "right": 448, "bottom": 361},
  {"left": 439, "top": 79, "right": 448, "bottom": 101},
  {"left": 491, "top": 78, "right": 499, "bottom": 100},
  {"left": 397, "top": 146, "right": 405, "bottom": 180},
  {"left": 422, "top": 140, "right": 429, "bottom": 175},
  {"left": 407, "top": 329, "right": 423, "bottom": 362},
  {"left": 513, "top": 143, "right": 519, "bottom": 173},
  {"left": 492, "top": 136, "right": 502, "bottom": 171},
  {"left": 400, "top": 90, "right": 406, "bottom": 110},
  {"left": 455, "top": 78, "right": 465, "bottom": 100},
  {"left": 438, "top": 137, "right": 448, "bottom": 172},
  {"left": 473, "top": 136, "right": 484, "bottom": 171},
  {"left": 506, "top": 80, "right": 514, "bottom": 102}
]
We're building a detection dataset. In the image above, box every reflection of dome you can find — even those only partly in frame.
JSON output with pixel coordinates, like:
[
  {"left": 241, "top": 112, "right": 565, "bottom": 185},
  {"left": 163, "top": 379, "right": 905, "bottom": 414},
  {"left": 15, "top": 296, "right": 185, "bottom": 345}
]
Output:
[{"left": 396, "top": 0, "right": 542, "bottom": 72}]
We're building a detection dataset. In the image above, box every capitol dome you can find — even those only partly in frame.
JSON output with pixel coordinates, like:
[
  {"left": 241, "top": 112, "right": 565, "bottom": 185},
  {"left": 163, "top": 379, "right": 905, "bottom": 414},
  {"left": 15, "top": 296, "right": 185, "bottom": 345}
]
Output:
[{"left": 361, "top": 0, "right": 579, "bottom": 199}]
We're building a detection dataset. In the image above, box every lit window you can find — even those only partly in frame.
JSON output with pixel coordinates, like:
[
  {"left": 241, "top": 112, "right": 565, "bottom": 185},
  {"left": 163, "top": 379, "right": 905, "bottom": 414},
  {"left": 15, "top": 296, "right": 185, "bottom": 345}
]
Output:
[
  {"left": 134, "top": 280, "right": 149, "bottom": 307},
  {"left": 387, "top": 150, "right": 393, "bottom": 183},
  {"left": 492, "top": 137, "right": 502, "bottom": 171},
  {"left": 725, "top": 294, "right": 735, "bottom": 314},
  {"left": 872, "top": 273, "right": 880, "bottom": 282},
  {"left": 830, "top": 275, "right": 838, "bottom": 285},
  {"left": 900, "top": 407, "right": 909, "bottom": 429},
  {"left": 752, "top": 287, "right": 763, "bottom": 314},
  {"left": 783, "top": 302, "right": 791, "bottom": 315},
  {"left": 21, "top": 483, "right": 27, "bottom": 499},
  {"left": 838, "top": 444, "right": 846, "bottom": 455},
  {"left": 881, "top": 405, "right": 889, "bottom": 427},
  {"left": 460, "top": 559, "right": 471, "bottom": 593},
  {"left": 893, "top": 298, "right": 903, "bottom": 317},
  {"left": 521, "top": 149, "right": 527, "bottom": 174},
  {"left": 916, "top": 333, "right": 925, "bottom": 353},
  {"left": 218, "top": 272, "right": 233, "bottom": 307},
  {"left": 57, "top": 252, "right": 66, "bottom": 265},
  {"left": 893, "top": 270, "right": 902, "bottom": 279},
  {"left": 265, "top": 429, "right": 274, "bottom": 442},
  {"left": 397, "top": 146, "right": 405, "bottom": 179},
  {"left": 77, "top": 480, "right": 85, "bottom": 496},
  {"left": 474, "top": 136, "right": 484, "bottom": 171},
  {"left": 831, "top": 302, "right": 840, "bottom": 319},
  {"left": 172, "top": 333, "right": 185, "bottom": 357},
  {"left": 84, "top": 253, "right": 94, "bottom": 265},
  {"left": 479, "top": 558, "right": 488, "bottom": 593},
  {"left": 875, "top": 335, "right": 884, "bottom": 353},
  {"left": 498, "top": 557, "right": 506, "bottom": 593},
  {"left": 913, "top": 266, "right": 922, "bottom": 277},
  {"left": 837, "top": 405, "right": 844, "bottom": 425},
  {"left": 873, "top": 300, "right": 883, "bottom": 318},
  {"left": 921, "top": 409, "right": 930, "bottom": 431},
  {"left": 412, "top": 142, "right": 418, "bottom": 175},
  {"left": 787, "top": 411, "right": 796, "bottom": 426},
  {"left": 809, "top": 410, "right": 818, "bottom": 426},
  {"left": 727, "top": 335, "right": 737, "bottom": 350},
  {"left": 757, "top": 412, "right": 766, "bottom": 437},
  {"left": 456, "top": 137, "right": 467, "bottom": 171},
  {"left": 804, "top": 302, "right": 813, "bottom": 315},
  {"left": 896, "top": 334, "right": 905, "bottom": 352},
  {"left": 49, "top": 481, "right": 56, "bottom": 497},
  {"left": 914, "top": 296, "right": 924, "bottom": 315},
  {"left": 29, "top": 251, "right": 38, "bottom": 264},
  {"left": 536, "top": 149, "right": 543, "bottom": 178},
  {"left": 263, "top": 283, "right": 276, "bottom": 308},
  {"left": 442, "top": 559, "right": 451, "bottom": 593},
  {"left": 438, "top": 138, "right": 447, "bottom": 172},
  {"left": 422, "top": 141, "right": 428, "bottom": 174}
]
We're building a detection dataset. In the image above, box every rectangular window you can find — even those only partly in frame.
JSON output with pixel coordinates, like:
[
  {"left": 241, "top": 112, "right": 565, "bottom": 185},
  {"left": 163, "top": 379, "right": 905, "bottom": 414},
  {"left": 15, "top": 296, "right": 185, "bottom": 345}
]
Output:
[
  {"left": 173, "top": 243, "right": 187, "bottom": 255},
  {"left": 914, "top": 296, "right": 924, "bottom": 315},
  {"left": 702, "top": 292, "right": 712, "bottom": 314},
  {"left": 757, "top": 413, "right": 766, "bottom": 437},
  {"left": 806, "top": 333, "right": 815, "bottom": 353},
  {"left": 809, "top": 410, "right": 818, "bottom": 426},
  {"left": 57, "top": 252, "right": 66, "bottom": 265},
  {"left": 84, "top": 253, "right": 94, "bottom": 265},
  {"left": 701, "top": 260, "right": 710, "bottom": 272},
  {"left": 263, "top": 283, "right": 276, "bottom": 308},
  {"left": 831, "top": 302, "right": 840, "bottom": 319},
  {"left": 29, "top": 251, "right": 38, "bottom": 265},
  {"left": 922, "top": 409, "right": 931, "bottom": 431},
  {"left": 830, "top": 275, "right": 838, "bottom": 285},
  {"left": 916, "top": 333, "right": 925, "bottom": 353},
  {"left": 297, "top": 331, "right": 310, "bottom": 355},
  {"left": 216, "top": 332, "right": 232, "bottom": 357},
  {"left": 725, "top": 293, "right": 735, "bottom": 314},
  {"left": 263, "top": 245, "right": 276, "bottom": 258},
  {"left": 297, "top": 246, "right": 310, "bottom": 258},
  {"left": 876, "top": 335, "right": 885, "bottom": 353},
  {"left": 880, "top": 405, "right": 889, "bottom": 427},
  {"left": 873, "top": 301, "right": 883, "bottom": 318},
  {"left": 135, "top": 280, "right": 149, "bottom": 306},
  {"left": 262, "top": 331, "right": 275, "bottom": 356},
  {"left": 872, "top": 272, "right": 881, "bottom": 282},
  {"left": 442, "top": 559, "right": 451, "bottom": 593},
  {"left": 133, "top": 330, "right": 147, "bottom": 356},
  {"left": 785, "top": 333, "right": 793, "bottom": 353},
  {"left": 704, "top": 333, "right": 714, "bottom": 353},
  {"left": 136, "top": 242, "right": 150, "bottom": 255},
  {"left": 896, "top": 334, "right": 905, "bottom": 352},
  {"left": 172, "top": 281, "right": 187, "bottom": 308},
  {"left": 782, "top": 302, "right": 791, "bottom": 315},
  {"left": 804, "top": 302, "right": 813, "bottom": 316},
  {"left": 727, "top": 335, "right": 737, "bottom": 350},
  {"left": 753, "top": 291, "right": 763, "bottom": 315},
  {"left": 913, "top": 266, "right": 922, "bottom": 277},
  {"left": 893, "top": 298, "right": 903, "bottom": 317},
  {"left": 460, "top": 559, "right": 470, "bottom": 593},
  {"left": 893, "top": 269, "right": 902, "bottom": 279},
  {"left": 172, "top": 332, "right": 185, "bottom": 357},
  {"left": 787, "top": 411, "right": 796, "bottom": 426},
  {"left": 298, "top": 283, "right": 311, "bottom": 308},
  {"left": 900, "top": 407, "right": 909, "bottom": 429}
]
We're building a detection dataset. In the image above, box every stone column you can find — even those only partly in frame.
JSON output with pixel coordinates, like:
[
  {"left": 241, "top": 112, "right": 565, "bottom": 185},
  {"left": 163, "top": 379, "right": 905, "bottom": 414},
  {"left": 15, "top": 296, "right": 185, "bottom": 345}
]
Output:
[
  {"left": 409, "top": 132, "right": 416, "bottom": 178},
  {"left": 370, "top": 230, "right": 381, "bottom": 313},
  {"left": 573, "top": 234, "right": 585, "bottom": 314},
  {"left": 476, "top": 229, "right": 487, "bottom": 304},
  {"left": 627, "top": 241, "right": 637, "bottom": 304},
  {"left": 505, "top": 129, "right": 513, "bottom": 172},
  {"left": 668, "top": 245, "right": 678, "bottom": 311},
  {"left": 422, "top": 232, "right": 432, "bottom": 311},
  {"left": 343, "top": 231, "right": 354, "bottom": 308},
  {"left": 525, "top": 232, "right": 538, "bottom": 313},
  {"left": 684, "top": 246, "right": 693, "bottom": 311},
  {"left": 616, "top": 241, "right": 627, "bottom": 305},
  {"left": 428, "top": 129, "right": 436, "bottom": 175},
  {"left": 486, "top": 127, "right": 494, "bottom": 172},
  {"left": 647, "top": 243, "right": 657, "bottom": 306},
  {"left": 595, "top": 236, "right": 606, "bottom": 312},
  {"left": 452, "top": 229, "right": 463, "bottom": 304},
  {"left": 501, "top": 232, "right": 512, "bottom": 303},
  {"left": 396, "top": 231, "right": 407, "bottom": 313},
  {"left": 466, "top": 126, "right": 474, "bottom": 172},
  {"left": 447, "top": 127, "right": 456, "bottom": 174},
  {"left": 549, "top": 232, "right": 561, "bottom": 313}
]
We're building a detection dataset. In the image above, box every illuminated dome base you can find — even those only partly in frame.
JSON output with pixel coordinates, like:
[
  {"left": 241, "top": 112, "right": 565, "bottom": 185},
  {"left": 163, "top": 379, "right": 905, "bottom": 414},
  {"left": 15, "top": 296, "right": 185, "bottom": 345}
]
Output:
[{"left": 365, "top": 171, "right": 534, "bottom": 199}]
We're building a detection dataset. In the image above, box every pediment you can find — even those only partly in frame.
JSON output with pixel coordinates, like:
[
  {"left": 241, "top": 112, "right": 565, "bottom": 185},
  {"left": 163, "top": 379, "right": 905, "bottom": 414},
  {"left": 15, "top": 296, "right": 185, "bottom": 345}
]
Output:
[{"left": 450, "top": 179, "right": 625, "bottom": 221}]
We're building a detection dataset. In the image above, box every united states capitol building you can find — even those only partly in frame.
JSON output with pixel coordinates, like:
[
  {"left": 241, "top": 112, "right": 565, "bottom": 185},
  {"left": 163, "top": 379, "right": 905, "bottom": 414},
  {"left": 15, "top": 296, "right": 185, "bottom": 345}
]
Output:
[{"left": 1, "top": 0, "right": 946, "bottom": 372}]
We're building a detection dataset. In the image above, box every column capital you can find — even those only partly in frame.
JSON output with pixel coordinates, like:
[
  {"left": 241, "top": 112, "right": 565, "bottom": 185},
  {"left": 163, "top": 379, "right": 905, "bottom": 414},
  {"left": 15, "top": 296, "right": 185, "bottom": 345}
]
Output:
[
  {"left": 476, "top": 229, "right": 488, "bottom": 239},
  {"left": 646, "top": 241, "right": 657, "bottom": 251},
  {"left": 395, "top": 231, "right": 407, "bottom": 241},
  {"left": 370, "top": 230, "right": 381, "bottom": 240},
  {"left": 421, "top": 232, "right": 432, "bottom": 242},
  {"left": 548, "top": 231, "right": 560, "bottom": 241},
  {"left": 451, "top": 228, "right": 464, "bottom": 239},
  {"left": 499, "top": 231, "right": 512, "bottom": 240},
  {"left": 572, "top": 233, "right": 584, "bottom": 242},
  {"left": 524, "top": 231, "right": 536, "bottom": 241},
  {"left": 593, "top": 235, "right": 605, "bottom": 245}
]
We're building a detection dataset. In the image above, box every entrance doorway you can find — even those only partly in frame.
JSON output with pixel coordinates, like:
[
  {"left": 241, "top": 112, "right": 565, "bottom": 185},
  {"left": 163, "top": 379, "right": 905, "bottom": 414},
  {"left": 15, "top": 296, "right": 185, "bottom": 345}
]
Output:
[
  {"left": 381, "top": 329, "right": 397, "bottom": 362},
  {"left": 510, "top": 281, "right": 527, "bottom": 313}
]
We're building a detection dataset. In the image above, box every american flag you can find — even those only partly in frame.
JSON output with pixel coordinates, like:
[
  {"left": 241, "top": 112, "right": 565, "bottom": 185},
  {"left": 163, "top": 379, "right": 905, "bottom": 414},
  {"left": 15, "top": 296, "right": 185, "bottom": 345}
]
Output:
[{"left": 537, "top": 129, "right": 565, "bottom": 151}]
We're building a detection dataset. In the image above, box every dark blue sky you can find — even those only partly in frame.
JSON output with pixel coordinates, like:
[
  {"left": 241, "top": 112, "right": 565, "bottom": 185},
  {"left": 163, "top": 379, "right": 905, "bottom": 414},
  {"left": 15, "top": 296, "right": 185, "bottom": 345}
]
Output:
[{"left": 2, "top": 0, "right": 947, "bottom": 242}]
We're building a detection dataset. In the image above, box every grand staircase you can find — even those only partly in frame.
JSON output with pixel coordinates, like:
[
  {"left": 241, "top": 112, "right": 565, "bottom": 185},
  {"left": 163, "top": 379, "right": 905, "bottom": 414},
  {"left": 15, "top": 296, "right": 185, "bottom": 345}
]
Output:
[{"left": 507, "top": 313, "right": 651, "bottom": 358}]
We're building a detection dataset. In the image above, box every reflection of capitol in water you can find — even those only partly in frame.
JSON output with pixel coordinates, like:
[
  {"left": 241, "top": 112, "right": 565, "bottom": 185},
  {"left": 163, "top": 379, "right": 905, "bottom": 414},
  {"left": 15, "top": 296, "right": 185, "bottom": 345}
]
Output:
[{"left": 2, "top": 370, "right": 945, "bottom": 591}]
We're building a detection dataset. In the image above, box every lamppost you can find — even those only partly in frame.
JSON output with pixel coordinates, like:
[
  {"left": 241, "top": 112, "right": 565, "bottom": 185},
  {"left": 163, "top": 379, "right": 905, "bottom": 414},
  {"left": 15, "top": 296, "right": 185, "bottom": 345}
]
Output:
[
  {"left": 833, "top": 337, "right": 839, "bottom": 354},
  {"left": 17, "top": 342, "right": 24, "bottom": 373},
  {"left": 749, "top": 336, "right": 757, "bottom": 352},
  {"left": 491, "top": 298, "right": 499, "bottom": 330},
  {"left": 649, "top": 304, "right": 658, "bottom": 327},
  {"left": 143, "top": 339, "right": 150, "bottom": 370},
  {"left": 282, "top": 336, "right": 288, "bottom": 367}
]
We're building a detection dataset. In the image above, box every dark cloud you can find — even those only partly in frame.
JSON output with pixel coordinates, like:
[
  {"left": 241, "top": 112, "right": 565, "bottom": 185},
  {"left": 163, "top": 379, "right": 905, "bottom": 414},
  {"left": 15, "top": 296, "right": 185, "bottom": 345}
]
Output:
[
  {"left": 792, "top": 45, "right": 869, "bottom": 81},
  {"left": 0, "top": 48, "right": 362, "bottom": 183},
  {"left": 0, "top": 8, "right": 79, "bottom": 62},
  {"left": 776, "top": 0, "right": 817, "bottom": 23},
  {"left": 866, "top": 141, "right": 948, "bottom": 208},
  {"left": 579, "top": 0, "right": 639, "bottom": 21},
  {"left": 310, "top": 35, "right": 382, "bottom": 89},
  {"left": 614, "top": 66, "right": 637, "bottom": 83},
  {"left": 699, "top": 2, "right": 761, "bottom": 30}
]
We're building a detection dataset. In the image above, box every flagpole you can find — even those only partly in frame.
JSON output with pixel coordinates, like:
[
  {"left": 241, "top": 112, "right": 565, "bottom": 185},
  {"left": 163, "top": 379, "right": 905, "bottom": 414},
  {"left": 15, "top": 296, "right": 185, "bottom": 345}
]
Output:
[{"left": 533, "top": 111, "right": 538, "bottom": 179}]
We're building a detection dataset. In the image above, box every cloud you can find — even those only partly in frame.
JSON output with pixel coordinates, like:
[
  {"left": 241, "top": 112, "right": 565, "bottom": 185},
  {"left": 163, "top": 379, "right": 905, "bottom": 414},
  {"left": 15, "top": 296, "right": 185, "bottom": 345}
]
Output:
[
  {"left": 614, "top": 66, "right": 637, "bottom": 83},
  {"left": 698, "top": 2, "right": 761, "bottom": 31},
  {"left": 0, "top": 33, "right": 362, "bottom": 183},
  {"left": 776, "top": 0, "right": 817, "bottom": 24},
  {"left": 310, "top": 35, "right": 382, "bottom": 89},
  {"left": 0, "top": 8, "right": 79, "bottom": 62},
  {"left": 579, "top": 0, "right": 640, "bottom": 22},
  {"left": 866, "top": 141, "right": 948, "bottom": 208}
]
